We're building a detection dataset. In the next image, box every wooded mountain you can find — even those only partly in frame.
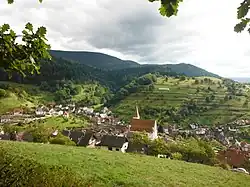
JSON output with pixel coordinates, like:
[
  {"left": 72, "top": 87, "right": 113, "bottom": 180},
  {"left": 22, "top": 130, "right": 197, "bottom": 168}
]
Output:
[
  {"left": 50, "top": 50, "right": 139, "bottom": 70},
  {"left": 50, "top": 50, "right": 220, "bottom": 78}
]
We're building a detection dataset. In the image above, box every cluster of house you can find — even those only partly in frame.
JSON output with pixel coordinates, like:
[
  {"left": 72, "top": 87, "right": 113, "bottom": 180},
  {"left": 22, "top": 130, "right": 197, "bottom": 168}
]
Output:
[
  {"left": 1, "top": 104, "right": 249, "bottom": 171},
  {"left": 58, "top": 106, "right": 158, "bottom": 153},
  {"left": 0, "top": 104, "right": 111, "bottom": 125},
  {"left": 0, "top": 106, "right": 157, "bottom": 154},
  {"left": 164, "top": 122, "right": 249, "bottom": 147},
  {"left": 0, "top": 108, "right": 48, "bottom": 124},
  {"left": 228, "top": 119, "right": 250, "bottom": 127}
]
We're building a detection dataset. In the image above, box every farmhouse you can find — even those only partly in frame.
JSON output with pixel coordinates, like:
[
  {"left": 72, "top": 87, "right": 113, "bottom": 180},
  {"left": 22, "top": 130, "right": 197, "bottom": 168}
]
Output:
[{"left": 96, "top": 135, "right": 129, "bottom": 153}]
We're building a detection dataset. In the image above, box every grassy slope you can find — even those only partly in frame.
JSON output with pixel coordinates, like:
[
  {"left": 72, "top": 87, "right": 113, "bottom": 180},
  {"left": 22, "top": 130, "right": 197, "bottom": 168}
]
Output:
[
  {"left": 1, "top": 141, "right": 250, "bottom": 187},
  {"left": 0, "top": 81, "right": 54, "bottom": 114},
  {"left": 114, "top": 77, "right": 250, "bottom": 125},
  {"left": 24, "top": 116, "right": 88, "bottom": 131},
  {"left": 0, "top": 81, "right": 104, "bottom": 115}
]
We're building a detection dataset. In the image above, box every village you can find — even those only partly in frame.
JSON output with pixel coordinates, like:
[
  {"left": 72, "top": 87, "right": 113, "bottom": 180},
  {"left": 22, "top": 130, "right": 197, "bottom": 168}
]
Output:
[{"left": 0, "top": 103, "right": 250, "bottom": 174}]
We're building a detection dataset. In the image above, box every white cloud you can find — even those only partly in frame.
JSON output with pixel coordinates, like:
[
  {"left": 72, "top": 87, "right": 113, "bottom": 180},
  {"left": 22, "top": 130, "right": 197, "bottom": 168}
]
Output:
[{"left": 0, "top": 0, "right": 249, "bottom": 77}]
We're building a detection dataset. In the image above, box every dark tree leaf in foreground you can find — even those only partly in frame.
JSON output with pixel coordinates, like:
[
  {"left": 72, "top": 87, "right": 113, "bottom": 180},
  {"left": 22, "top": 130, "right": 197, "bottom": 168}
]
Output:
[
  {"left": 149, "top": 0, "right": 250, "bottom": 34},
  {"left": 0, "top": 23, "right": 51, "bottom": 76}
]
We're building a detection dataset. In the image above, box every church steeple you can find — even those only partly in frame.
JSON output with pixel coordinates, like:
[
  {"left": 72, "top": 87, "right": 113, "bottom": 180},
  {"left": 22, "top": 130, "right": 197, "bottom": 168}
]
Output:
[{"left": 133, "top": 105, "right": 140, "bottom": 119}]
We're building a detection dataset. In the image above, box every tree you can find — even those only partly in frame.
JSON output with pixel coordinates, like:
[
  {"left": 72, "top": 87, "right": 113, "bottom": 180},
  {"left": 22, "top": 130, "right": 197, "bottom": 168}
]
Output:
[
  {"left": 149, "top": 0, "right": 250, "bottom": 34},
  {"left": 1, "top": 0, "right": 50, "bottom": 76},
  {"left": 179, "top": 75, "right": 186, "bottom": 81}
]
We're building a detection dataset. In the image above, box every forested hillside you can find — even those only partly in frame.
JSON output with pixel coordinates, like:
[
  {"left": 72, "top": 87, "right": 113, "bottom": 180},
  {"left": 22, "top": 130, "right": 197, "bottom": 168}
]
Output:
[
  {"left": 50, "top": 50, "right": 220, "bottom": 78},
  {"left": 50, "top": 50, "right": 140, "bottom": 70}
]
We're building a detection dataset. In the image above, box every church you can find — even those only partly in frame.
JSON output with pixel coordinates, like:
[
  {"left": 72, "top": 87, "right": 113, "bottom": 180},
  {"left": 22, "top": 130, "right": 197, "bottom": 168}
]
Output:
[{"left": 129, "top": 105, "right": 158, "bottom": 140}]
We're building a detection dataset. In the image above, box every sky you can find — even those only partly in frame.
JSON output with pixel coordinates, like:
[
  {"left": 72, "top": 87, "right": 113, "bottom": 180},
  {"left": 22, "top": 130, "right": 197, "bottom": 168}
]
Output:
[{"left": 0, "top": 0, "right": 250, "bottom": 77}]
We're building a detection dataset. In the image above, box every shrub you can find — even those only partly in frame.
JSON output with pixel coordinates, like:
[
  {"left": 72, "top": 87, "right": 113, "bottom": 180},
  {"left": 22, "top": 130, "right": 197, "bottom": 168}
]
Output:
[
  {"left": 49, "top": 134, "right": 76, "bottom": 146},
  {"left": 171, "top": 152, "right": 183, "bottom": 160},
  {"left": 179, "top": 76, "right": 186, "bottom": 81},
  {"left": 18, "top": 90, "right": 28, "bottom": 98},
  {"left": 0, "top": 88, "right": 7, "bottom": 98},
  {"left": 29, "top": 127, "right": 50, "bottom": 143}
]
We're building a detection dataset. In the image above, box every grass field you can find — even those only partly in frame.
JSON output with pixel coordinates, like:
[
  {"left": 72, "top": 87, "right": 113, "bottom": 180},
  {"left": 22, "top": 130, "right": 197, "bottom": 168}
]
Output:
[
  {"left": 0, "top": 141, "right": 250, "bottom": 187},
  {"left": 0, "top": 81, "right": 105, "bottom": 115},
  {"left": 29, "top": 116, "right": 88, "bottom": 130},
  {"left": 113, "top": 77, "right": 250, "bottom": 125},
  {"left": 0, "top": 81, "right": 54, "bottom": 114}
]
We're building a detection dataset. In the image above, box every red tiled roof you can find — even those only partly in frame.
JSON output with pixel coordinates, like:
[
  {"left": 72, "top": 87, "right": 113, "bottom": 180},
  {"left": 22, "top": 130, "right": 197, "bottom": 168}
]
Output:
[
  {"left": 217, "top": 148, "right": 249, "bottom": 167},
  {"left": 130, "top": 119, "right": 155, "bottom": 133}
]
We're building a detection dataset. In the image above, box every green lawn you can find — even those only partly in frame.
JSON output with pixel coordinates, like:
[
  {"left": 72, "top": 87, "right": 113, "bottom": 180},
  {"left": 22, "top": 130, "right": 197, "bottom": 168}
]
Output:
[{"left": 0, "top": 141, "right": 249, "bottom": 187}]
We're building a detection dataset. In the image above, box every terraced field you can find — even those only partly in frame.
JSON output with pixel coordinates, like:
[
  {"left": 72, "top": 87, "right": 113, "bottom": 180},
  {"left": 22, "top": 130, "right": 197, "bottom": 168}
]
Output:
[{"left": 113, "top": 77, "right": 250, "bottom": 126}]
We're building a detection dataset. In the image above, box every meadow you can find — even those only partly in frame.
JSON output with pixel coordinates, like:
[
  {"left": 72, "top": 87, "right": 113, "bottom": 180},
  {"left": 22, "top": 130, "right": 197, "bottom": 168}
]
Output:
[{"left": 1, "top": 140, "right": 250, "bottom": 187}]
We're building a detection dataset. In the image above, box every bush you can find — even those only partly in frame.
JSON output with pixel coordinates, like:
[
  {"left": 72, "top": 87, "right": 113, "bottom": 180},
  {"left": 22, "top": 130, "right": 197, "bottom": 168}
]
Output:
[
  {"left": 0, "top": 88, "right": 7, "bottom": 98},
  {"left": 49, "top": 134, "right": 76, "bottom": 146},
  {"left": 18, "top": 90, "right": 28, "bottom": 98},
  {"left": 171, "top": 152, "right": 183, "bottom": 160},
  {"left": 179, "top": 76, "right": 186, "bottom": 81},
  {"left": 29, "top": 127, "right": 50, "bottom": 143}
]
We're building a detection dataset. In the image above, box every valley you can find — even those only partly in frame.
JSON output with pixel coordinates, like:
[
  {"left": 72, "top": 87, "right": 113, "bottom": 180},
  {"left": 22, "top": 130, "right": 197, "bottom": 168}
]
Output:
[
  {"left": 2, "top": 1, "right": 250, "bottom": 186},
  {"left": 1, "top": 51, "right": 250, "bottom": 186}
]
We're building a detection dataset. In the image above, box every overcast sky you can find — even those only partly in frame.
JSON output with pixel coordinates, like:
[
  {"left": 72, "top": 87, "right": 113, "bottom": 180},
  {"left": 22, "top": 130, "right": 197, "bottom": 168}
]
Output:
[{"left": 1, "top": 0, "right": 249, "bottom": 77}]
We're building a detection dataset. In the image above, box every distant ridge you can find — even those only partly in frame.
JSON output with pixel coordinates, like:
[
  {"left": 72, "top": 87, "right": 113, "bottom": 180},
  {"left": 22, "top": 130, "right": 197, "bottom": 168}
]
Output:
[
  {"left": 50, "top": 50, "right": 139, "bottom": 70},
  {"left": 231, "top": 77, "right": 250, "bottom": 83},
  {"left": 50, "top": 50, "right": 221, "bottom": 78}
]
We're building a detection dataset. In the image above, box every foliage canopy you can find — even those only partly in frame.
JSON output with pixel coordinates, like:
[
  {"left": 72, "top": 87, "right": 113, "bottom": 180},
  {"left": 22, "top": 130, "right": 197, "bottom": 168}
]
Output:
[{"left": 149, "top": 0, "right": 250, "bottom": 34}]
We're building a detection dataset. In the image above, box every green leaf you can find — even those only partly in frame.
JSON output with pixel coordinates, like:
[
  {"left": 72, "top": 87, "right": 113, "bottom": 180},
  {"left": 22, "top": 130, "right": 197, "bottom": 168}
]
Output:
[
  {"left": 234, "top": 18, "right": 250, "bottom": 32},
  {"left": 25, "top": 22, "right": 33, "bottom": 32},
  {"left": 9, "top": 29, "right": 16, "bottom": 37},
  {"left": 159, "top": 6, "right": 167, "bottom": 16},
  {"left": 37, "top": 26, "right": 47, "bottom": 36},
  {"left": 237, "top": 1, "right": 250, "bottom": 19},
  {"left": 1, "top": 24, "right": 10, "bottom": 32},
  {"left": 7, "top": 0, "right": 14, "bottom": 4}
]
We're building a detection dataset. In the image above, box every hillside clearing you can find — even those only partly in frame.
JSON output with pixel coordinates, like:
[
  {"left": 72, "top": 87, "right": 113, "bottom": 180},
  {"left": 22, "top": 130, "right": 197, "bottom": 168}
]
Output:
[{"left": 0, "top": 141, "right": 250, "bottom": 187}]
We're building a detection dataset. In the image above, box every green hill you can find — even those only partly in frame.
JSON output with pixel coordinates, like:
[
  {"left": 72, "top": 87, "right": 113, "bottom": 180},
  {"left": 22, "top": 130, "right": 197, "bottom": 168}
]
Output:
[
  {"left": 0, "top": 81, "right": 107, "bottom": 114},
  {"left": 0, "top": 81, "right": 55, "bottom": 114},
  {"left": 50, "top": 50, "right": 220, "bottom": 78},
  {"left": 1, "top": 141, "right": 249, "bottom": 187},
  {"left": 166, "top": 63, "right": 220, "bottom": 78},
  {"left": 113, "top": 76, "right": 250, "bottom": 126},
  {"left": 50, "top": 50, "right": 140, "bottom": 70}
]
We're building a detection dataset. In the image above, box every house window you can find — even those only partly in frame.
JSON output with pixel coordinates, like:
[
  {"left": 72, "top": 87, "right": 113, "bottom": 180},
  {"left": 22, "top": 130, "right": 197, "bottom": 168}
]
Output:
[{"left": 108, "top": 147, "right": 112, "bottom": 151}]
